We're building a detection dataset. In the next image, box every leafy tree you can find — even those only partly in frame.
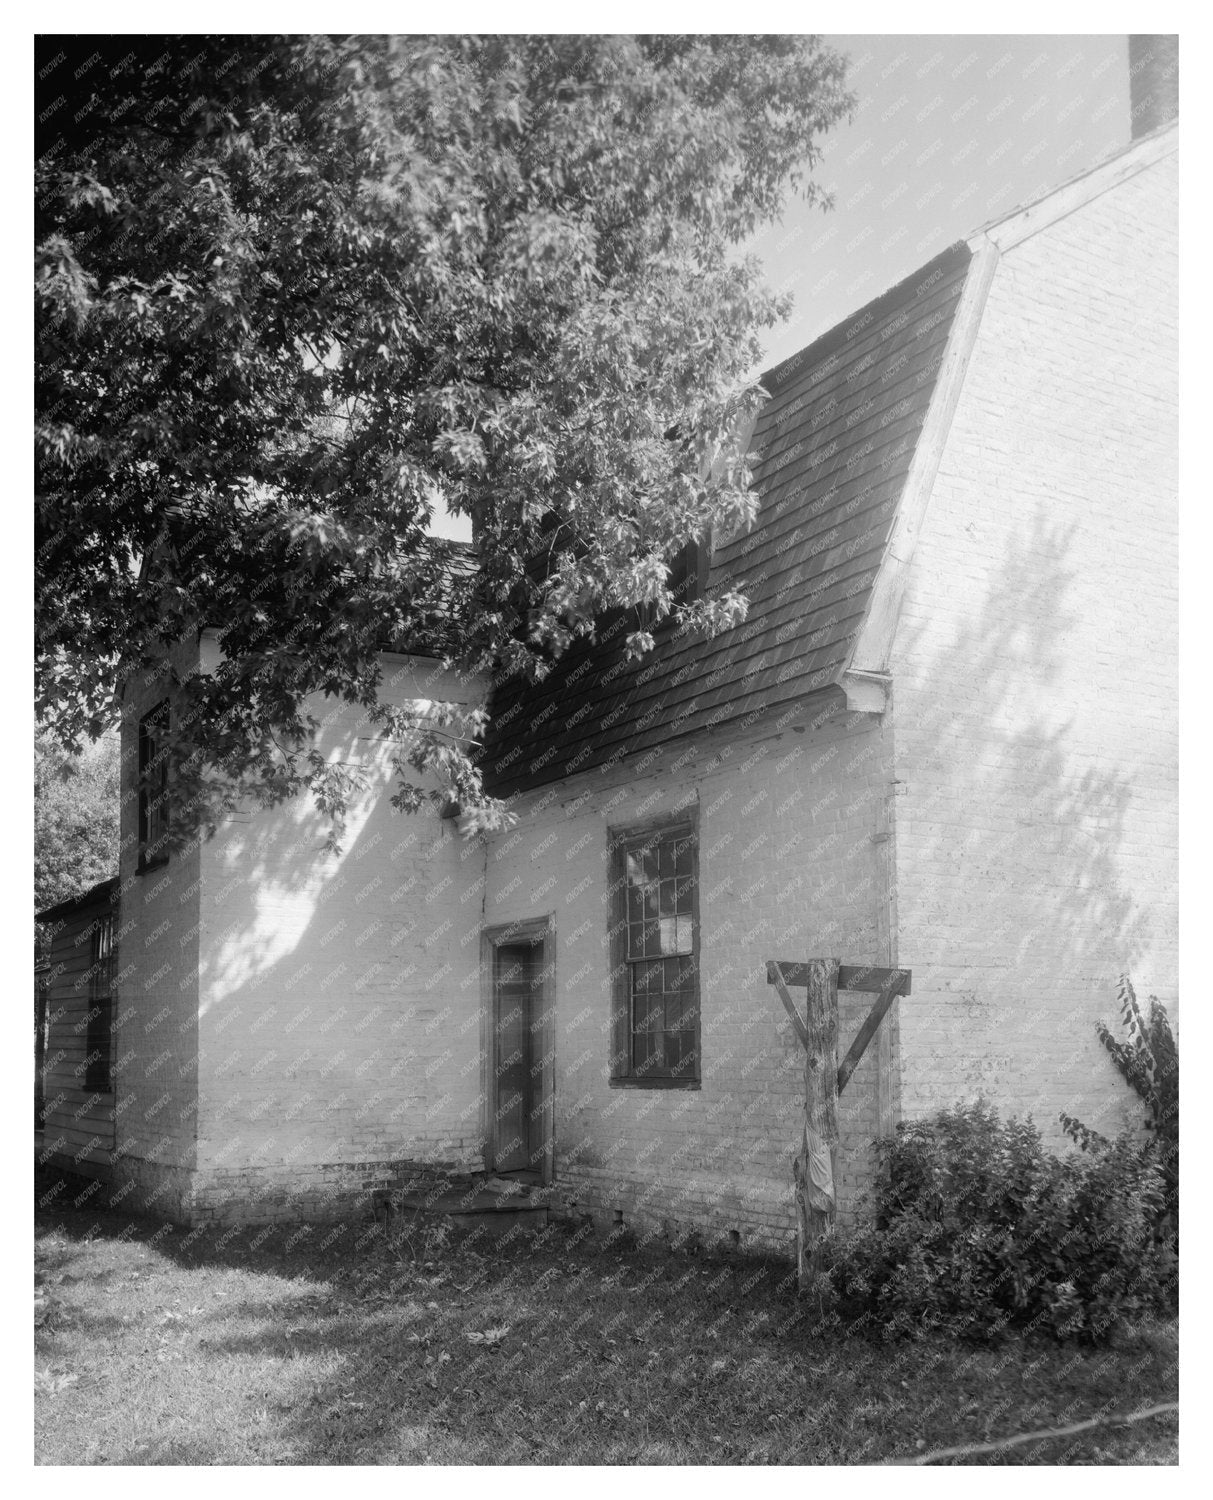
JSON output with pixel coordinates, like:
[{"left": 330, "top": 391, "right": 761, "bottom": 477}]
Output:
[
  {"left": 36, "top": 34, "right": 852, "bottom": 842},
  {"left": 35, "top": 728, "right": 121, "bottom": 917}
]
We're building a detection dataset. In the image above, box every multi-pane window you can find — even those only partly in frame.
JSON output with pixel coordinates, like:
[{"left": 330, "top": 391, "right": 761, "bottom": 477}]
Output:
[
  {"left": 609, "top": 816, "right": 700, "bottom": 1084},
  {"left": 138, "top": 701, "right": 170, "bottom": 870},
  {"left": 85, "top": 912, "right": 114, "bottom": 1093}
]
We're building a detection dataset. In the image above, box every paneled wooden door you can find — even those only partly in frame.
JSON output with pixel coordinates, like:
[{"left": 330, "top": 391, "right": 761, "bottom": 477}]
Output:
[{"left": 491, "top": 941, "right": 543, "bottom": 1174}]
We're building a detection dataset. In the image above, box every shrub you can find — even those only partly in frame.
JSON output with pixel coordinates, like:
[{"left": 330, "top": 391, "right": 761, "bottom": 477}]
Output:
[
  {"left": 826, "top": 1099, "right": 1175, "bottom": 1343},
  {"left": 1060, "top": 976, "right": 1178, "bottom": 1240}
]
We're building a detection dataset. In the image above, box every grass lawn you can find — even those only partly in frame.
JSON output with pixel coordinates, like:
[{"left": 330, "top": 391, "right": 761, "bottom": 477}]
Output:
[{"left": 35, "top": 1170, "right": 1177, "bottom": 1465}]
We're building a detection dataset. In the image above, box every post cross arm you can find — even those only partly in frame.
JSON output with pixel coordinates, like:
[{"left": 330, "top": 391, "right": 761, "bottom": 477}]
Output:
[{"left": 766, "top": 961, "right": 911, "bottom": 1093}]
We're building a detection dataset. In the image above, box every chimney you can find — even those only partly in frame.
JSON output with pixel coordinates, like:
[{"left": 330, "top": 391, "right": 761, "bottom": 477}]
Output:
[{"left": 1129, "top": 35, "right": 1179, "bottom": 139}]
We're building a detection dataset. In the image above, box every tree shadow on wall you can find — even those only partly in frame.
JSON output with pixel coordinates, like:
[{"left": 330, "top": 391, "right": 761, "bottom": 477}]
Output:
[
  {"left": 123, "top": 711, "right": 492, "bottom": 1218},
  {"left": 891, "top": 505, "right": 1174, "bottom": 1137}
]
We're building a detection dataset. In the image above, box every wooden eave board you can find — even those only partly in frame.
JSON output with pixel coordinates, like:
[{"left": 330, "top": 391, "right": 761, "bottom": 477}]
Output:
[{"left": 483, "top": 243, "right": 971, "bottom": 796}]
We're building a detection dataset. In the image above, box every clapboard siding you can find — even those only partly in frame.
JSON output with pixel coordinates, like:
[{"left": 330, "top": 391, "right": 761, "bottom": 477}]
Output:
[
  {"left": 37, "top": 878, "right": 118, "bottom": 1175},
  {"left": 484, "top": 243, "right": 972, "bottom": 796}
]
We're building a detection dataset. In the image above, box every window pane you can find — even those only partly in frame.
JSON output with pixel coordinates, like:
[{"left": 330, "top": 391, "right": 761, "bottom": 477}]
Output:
[
  {"left": 677, "top": 1033, "right": 698, "bottom": 1074},
  {"left": 633, "top": 964, "right": 664, "bottom": 1030},
  {"left": 638, "top": 917, "right": 656, "bottom": 958},
  {"left": 632, "top": 1026, "right": 661, "bottom": 1075},
  {"left": 656, "top": 915, "right": 693, "bottom": 954}
]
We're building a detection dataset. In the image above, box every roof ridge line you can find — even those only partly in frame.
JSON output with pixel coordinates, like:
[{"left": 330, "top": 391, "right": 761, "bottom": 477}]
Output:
[{"left": 967, "top": 121, "right": 1177, "bottom": 254}]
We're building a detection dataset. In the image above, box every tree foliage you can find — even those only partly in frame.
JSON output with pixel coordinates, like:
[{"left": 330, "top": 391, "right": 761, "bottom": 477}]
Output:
[
  {"left": 36, "top": 34, "right": 852, "bottom": 841},
  {"left": 1060, "top": 976, "right": 1178, "bottom": 1237},
  {"left": 35, "top": 728, "right": 121, "bottom": 916}
]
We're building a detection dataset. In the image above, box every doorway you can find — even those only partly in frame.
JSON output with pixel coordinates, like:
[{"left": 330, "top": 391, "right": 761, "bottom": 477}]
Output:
[{"left": 482, "top": 919, "right": 555, "bottom": 1184}]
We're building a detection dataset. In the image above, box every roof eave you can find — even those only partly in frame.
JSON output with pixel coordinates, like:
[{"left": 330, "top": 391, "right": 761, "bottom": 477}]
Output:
[
  {"left": 36, "top": 874, "right": 120, "bottom": 924},
  {"left": 839, "top": 237, "right": 1001, "bottom": 690}
]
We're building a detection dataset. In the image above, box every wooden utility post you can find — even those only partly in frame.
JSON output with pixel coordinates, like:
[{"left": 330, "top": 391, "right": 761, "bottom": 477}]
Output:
[
  {"left": 796, "top": 958, "right": 839, "bottom": 1290},
  {"left": 768, "top": 958, "right": 911, "bottom": 1294}
]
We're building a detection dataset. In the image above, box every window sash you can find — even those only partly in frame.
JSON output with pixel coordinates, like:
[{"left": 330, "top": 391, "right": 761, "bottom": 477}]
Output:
[{"left": 610, "top": 818, "right": 700, "bottom": 1084}]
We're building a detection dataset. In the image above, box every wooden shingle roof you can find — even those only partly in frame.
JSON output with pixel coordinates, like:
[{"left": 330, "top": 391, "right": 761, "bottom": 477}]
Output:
[
  {"left": 482, "top": 242, "right": 973, "bottom": 797},
  {"left": 36, "top": 875, "right": 119, "bottom": 925}
]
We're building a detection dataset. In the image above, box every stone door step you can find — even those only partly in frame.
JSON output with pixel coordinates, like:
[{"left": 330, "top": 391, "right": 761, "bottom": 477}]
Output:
[{"left": 372, "top": 1172, "right": 550, "bottom": 1224}]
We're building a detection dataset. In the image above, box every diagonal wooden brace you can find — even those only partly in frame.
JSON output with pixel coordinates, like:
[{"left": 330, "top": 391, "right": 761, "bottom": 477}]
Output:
[
  {"left": 768, "top": 960, "right": 809, "bottom": 1049},
  {"left": 836, "top": 970, "right": 911, "bottom": 1094}
]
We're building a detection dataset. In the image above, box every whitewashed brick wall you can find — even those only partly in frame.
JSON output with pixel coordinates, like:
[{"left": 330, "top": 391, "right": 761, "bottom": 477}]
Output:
[
  {"left": 482, "top": 696, "right": 896, "bottom": 1252},
  {"left": 187, "top": 652, "right": 490, "bottom": 1219},
  {"left": 889, "top": 150, "right": 1178, "bottom": 1143}
]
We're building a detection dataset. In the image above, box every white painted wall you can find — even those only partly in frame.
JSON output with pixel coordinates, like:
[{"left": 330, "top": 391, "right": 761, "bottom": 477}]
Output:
[
  {"left": 481, "top": 696, "right": 895, "bottom": 1249},
  {"left": 889, "top": 147, "right": 1178, "bottom": 1141},
  {"left": 188, "top": 652, "right": 490, "bottom": 1219}
]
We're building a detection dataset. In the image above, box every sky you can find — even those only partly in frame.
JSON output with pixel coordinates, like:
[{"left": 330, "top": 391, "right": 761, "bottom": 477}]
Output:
[
  {"left": 748, "top": 33, "right": 1132, "bottom": 370},
  {"left": 432, "top": 32, "right": 1135, "bottom": 538}
]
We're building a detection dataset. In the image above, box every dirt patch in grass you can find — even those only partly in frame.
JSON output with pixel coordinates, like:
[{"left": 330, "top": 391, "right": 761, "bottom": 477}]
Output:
[{"left": 34, "top": 1172, "right": 1178, "bottom": 1465}]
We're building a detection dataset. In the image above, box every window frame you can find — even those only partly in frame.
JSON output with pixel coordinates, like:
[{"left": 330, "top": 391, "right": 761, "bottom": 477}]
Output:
[
  {"left": 638, "top": 534, "right": 712, "bottom": 641},
  {"left": 137, "top": 700, "right": 171, "bottom": 873},
  {"left": 607, "top": 809, "right": 701, "bottom": 1089},
  {"left": 480, "top": 915, "right": 557, "bottom": 1185},
  {"left": 666, "top": 534, "right": 711, "bottom": 613},
  {"left": 85, "top": 910, "right": 115, "bottom": 1094}
]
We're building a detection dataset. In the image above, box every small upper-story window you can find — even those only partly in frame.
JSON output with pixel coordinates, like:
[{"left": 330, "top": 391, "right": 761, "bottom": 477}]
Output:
[
  {"left": 666, "top": 534, "right": 710, "bottom": 614},
  {"left": 629, "top": 534, "right": 711, "bottom": 642},
  {"left": 137, "top": 701, "right": 170, "bottom": 872}
]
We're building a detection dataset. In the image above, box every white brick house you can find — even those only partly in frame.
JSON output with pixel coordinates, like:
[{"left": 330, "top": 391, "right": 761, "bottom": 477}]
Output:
[{"left": 47, "top": 123, "right": 1176, "bottom": 1246}]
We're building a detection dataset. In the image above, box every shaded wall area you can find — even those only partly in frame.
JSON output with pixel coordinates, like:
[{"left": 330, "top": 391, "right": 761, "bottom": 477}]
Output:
[
  {"left": 37, "top": 878, "right": 119, "bottom": 1179},
  {"left": 112, "top": 638, "right": 206, "bottom": 1217}
]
